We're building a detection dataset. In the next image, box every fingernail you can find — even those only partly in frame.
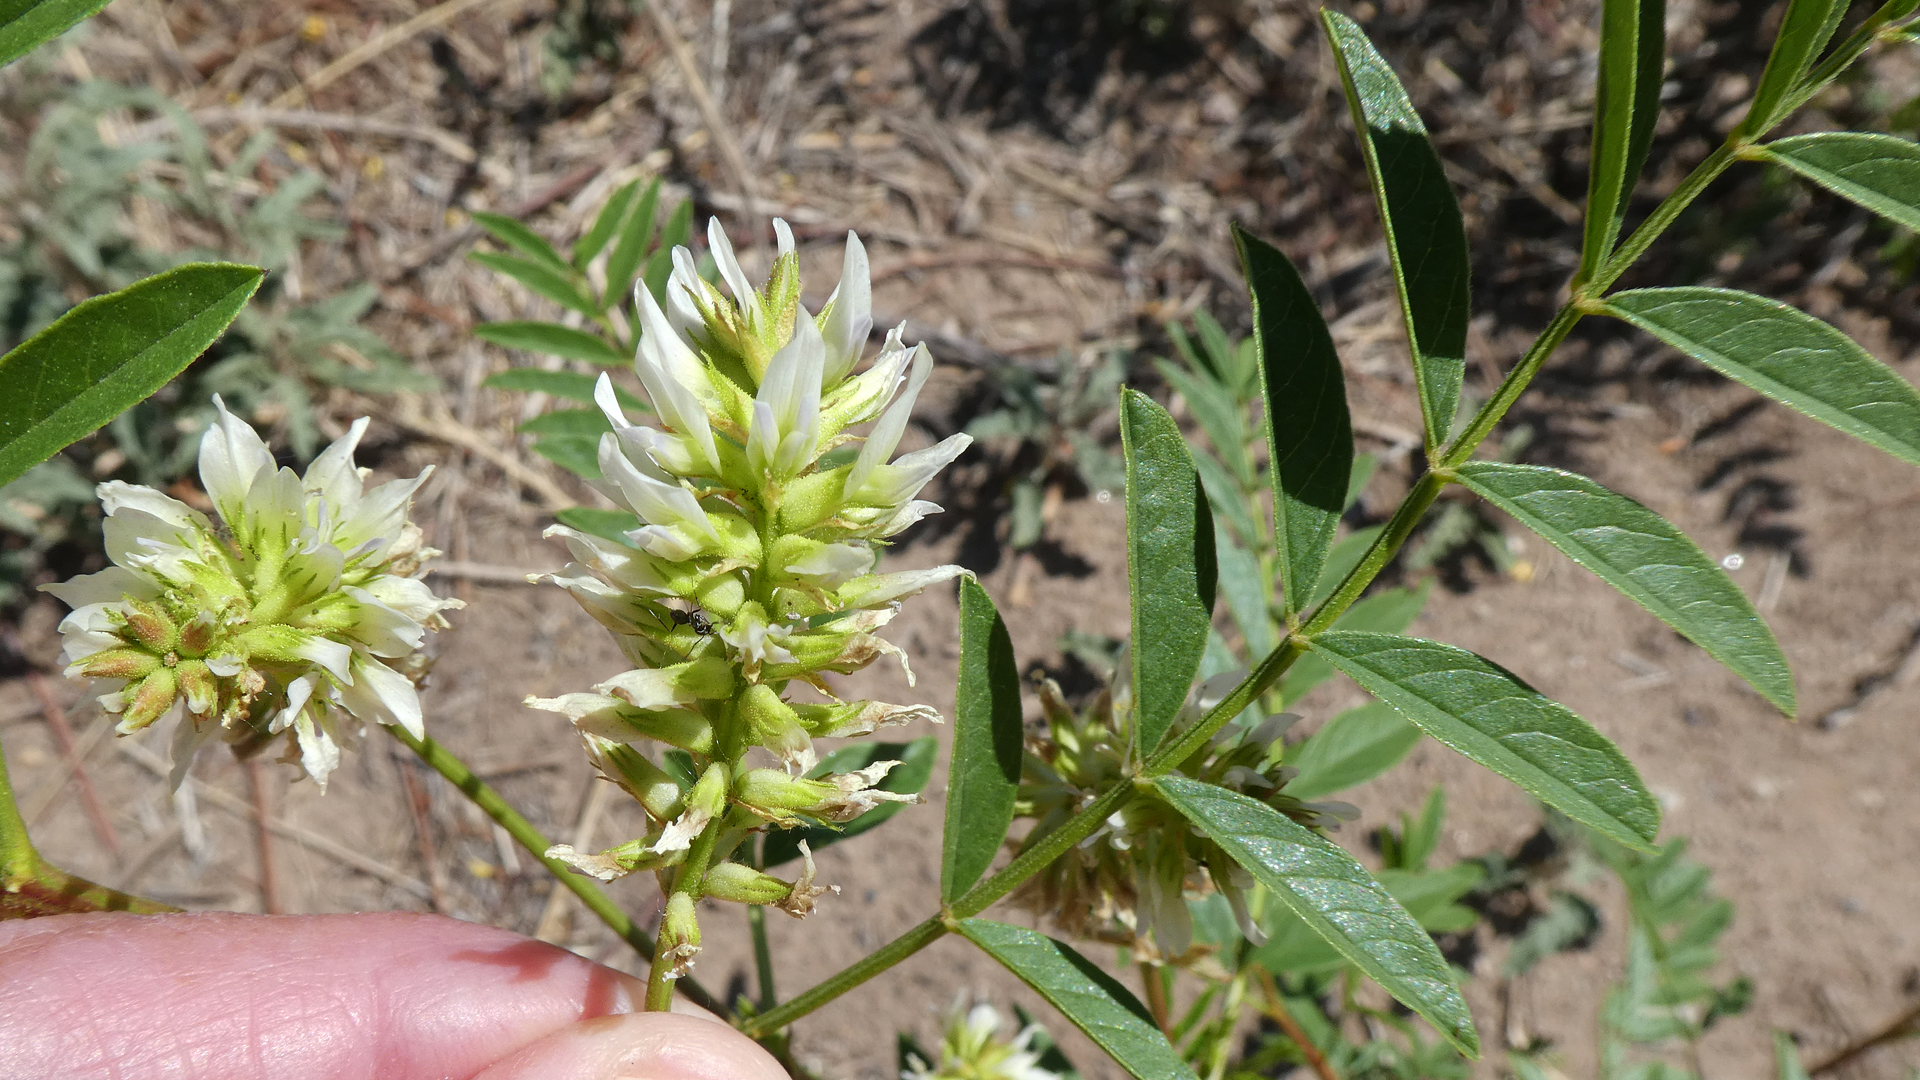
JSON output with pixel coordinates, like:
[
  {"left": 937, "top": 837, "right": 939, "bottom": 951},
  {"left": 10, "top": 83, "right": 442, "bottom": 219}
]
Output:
[{"left": 473, "top": 1011, "right": 787, "bottom": 1080}]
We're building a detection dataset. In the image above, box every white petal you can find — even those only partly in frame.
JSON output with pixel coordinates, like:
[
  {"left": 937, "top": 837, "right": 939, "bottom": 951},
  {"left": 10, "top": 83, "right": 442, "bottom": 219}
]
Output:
[
  {"left": 838, "top": 564, "right": 966, "bottom": 608},
  {"left": 97, "top": 481, "right": 204, "bottom": 530},
  {"left": 594, "top": 436, "right": 720, "bottom": 550},
  {"left": 594, "top": 667, "right": 694, "bottom": 711},
  {"left": 294, "top": 709, "right": 343, "bottom": 791},
  {"left": 845, "top": 343, "right": 931, "bottom": 498},
  {"left": 336, "top": 652, "right": 424, "bottom": 738},
  {"left": 749, "top": 311, "right": 824, "bottom": 477},
  {"left": 772, "top": 217, "right": 795, "bottom": 257},
  {"left": 361, "top": 574, "right": 456, "bottom": 623},
  {"left": 856, "top": 432, "right": 972, "bottom": 508},
  {"left": 167, "top": 713, "right": 208, "bottom": 791},
  {"left": 303, "top": 416, "right": 369, "bottom": 508},
  {"left": 293, "top": 635, "right": 354, "bottom": 681},
  {"left": 198, "top": 396, "right": 275, "bottom": 521},
  {"left": 41, "top": 566, "right": 158, "bottom": 609},
  {"left": 335, "top": 471, "right": 429, "bottom": 557},
  {"left": 633, "top": 288, "right": 720, "bottom": 469},
  {"left": 241, "top": 464, "right": 308, "bottom": 557},
  {"left": 819, "top": 231, "right": 872, "bottom": 387},
  {"left": 663, "top": 248, "right": 707, "bottom": 342},
  {"left": 706, "top": 217, "right": 764, "bottom": 328},
  {"left": 785, "top": 543, "right": 874, "bottom": 588},
  {"left": 341, "top": 586, "right": 425, "bottom": 656}
]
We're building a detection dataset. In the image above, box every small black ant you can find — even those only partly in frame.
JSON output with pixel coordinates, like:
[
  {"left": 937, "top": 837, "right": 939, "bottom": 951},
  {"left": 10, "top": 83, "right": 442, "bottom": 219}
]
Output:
[{"left": 668, "top": 608, "right": 715, "bottom": 636}]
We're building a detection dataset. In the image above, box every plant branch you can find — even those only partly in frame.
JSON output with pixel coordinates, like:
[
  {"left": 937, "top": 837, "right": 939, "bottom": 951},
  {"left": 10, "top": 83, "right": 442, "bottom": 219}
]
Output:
[
  {"left": 748, "top": 902, "right": 777, "bottom": 1013},
  {"left": 388, "top": 725, "right": 728, "bottom": 1019},
  {"left": 742, "top": 781, "right": 1137, "bottom": 1037},
  {"left": 1141, "top": 962, "right": 1173, "bottom": 1036},
  {"left": 1255, "top": 969, "right": 1342, "bottom": 1080}
]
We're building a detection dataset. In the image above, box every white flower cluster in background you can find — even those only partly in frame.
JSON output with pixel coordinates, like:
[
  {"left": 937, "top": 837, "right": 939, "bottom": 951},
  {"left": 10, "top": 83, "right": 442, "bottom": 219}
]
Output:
[
  {"left": 47, "top": 399, "right": 460, "bottom": 789},
  {"left": 901, "top": 998, "right": 1064, "bottom": 1080}
]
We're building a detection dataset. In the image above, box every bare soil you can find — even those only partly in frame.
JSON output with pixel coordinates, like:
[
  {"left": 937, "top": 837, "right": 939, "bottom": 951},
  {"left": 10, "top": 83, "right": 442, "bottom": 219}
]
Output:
[{"left": 5, "top": 0, "right": 1920, "bottom": 1077}]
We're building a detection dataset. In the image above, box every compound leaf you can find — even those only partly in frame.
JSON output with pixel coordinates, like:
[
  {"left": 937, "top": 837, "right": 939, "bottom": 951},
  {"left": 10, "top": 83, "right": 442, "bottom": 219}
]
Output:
[
  {"left": 0, "top": 262, "right": 262, "bottom": 489},
  {"left": 942, "top": 578, "right": 1023, "bottom": 903},
  {"left": 1154, "top": 775, "right": 1478, "bottom": 1057},
  {"left": 606, "top": 177, "right": 664, "bottom": 307},
  {"left": 1235, "top": 225, "right": 1353, "bottom": 617},
  {"left": 1761, "top": 132, "right": 1920, "bottom": 233},
  {"left": 1121, "top": 388, "right": 1217, "bottom": 756},
  {"left": 958, "top": 919, "right": 1198, "bottom": 1080},
  {"left": 1605, "top": 287, "right": 1920, "bottom": 468},
  {"left": 1322, "top": 10, "right": 1470, "bottom": 446},
  {"left": 1307, "top": 631, "right": 1661, "bottom": 849},
  {"left": 1455, "top": 461, "right": 1794, "bottom": 714}
]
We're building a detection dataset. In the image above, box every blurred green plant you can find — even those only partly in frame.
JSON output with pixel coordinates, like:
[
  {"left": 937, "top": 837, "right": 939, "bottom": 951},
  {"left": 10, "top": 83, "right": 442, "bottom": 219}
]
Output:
[{"left": 964, "top": 350, "right": 1127, "bottom": 552}]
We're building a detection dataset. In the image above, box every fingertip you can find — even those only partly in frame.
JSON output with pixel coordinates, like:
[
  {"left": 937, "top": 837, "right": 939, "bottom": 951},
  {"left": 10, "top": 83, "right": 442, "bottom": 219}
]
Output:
[{"left": 471, "top": 1011, "right": 787, "bottom": 1080}]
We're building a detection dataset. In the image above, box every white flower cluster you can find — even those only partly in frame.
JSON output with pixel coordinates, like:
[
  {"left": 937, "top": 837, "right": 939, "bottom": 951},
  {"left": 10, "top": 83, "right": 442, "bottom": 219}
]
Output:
[
  {"left": 48, "top": 399, "right": 460, "bottom": 788},
  {"left": 902, "top": 998, "right": 1064, "bottom": 1080},
  {"left": 532, "top": 219, "right": 970, "bottom": 905}
]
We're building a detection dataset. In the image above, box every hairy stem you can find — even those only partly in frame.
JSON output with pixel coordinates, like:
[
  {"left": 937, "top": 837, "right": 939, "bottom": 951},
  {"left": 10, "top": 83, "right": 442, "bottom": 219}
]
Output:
[
  {"left": 1141, "top": 962, "right": 1172, "bottom": 1036},
  {"left": 647, "top": 815, "right": 725, "bottom": 1010},
  {"left": 389, "top": 725, "right": 728, "bottom": 1018}
]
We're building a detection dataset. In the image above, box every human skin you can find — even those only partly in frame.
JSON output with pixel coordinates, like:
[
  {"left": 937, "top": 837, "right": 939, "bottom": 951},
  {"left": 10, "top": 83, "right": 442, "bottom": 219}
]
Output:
[{"left": 0, "top": 911, "right": 787, "bottom": 1080}]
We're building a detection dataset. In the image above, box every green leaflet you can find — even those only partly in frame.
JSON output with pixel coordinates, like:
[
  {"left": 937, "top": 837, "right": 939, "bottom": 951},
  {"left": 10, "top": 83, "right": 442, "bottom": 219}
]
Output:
[
  {"left": 476, "top": 321, "right": 628, "bottom": 367},
  {"left": 1283, "top": 701, "right": 1423, "bottom": 801},
  {"left": 1580, "top": 0, "right": 1666, "bottom": 279},
  {"left": 1322, "top": 10, "right": 1470, "bottom": 447},
  {"left": 1235, "top": 226, "right": 1353, "bottom": 617},
  {"left": 1120, "top": 389, "right": 1217, "bottom": 756},
  {"left": 483, "top": 368, "right": 645, "bottom": 411},
  {"left": 1737, "top": 0, "right": 1845, "bottom": 138},
  {"left": 472, "top": 211, "right": 574, "bottom": 276},
  {"left": 1306, "top": 631, "right": 1661, "bottom": 849},
  {"left": 761, "top": 737, "right": 937, "bottom": 867},
  {"left": 1154, "top": 776, "right": 1479, "bottom": 1057},
  {"left": 0, "top": 263, "right": 263, "bottom": 489},
  {"left": 957, "top": 919, "right": 1198, "bottom": 1080},
  {"left": 1775, "top": 1031, "right": 1813, "bottom": 1080},
  {"left": 1761, "top": 132, "right": 1920, "bottom": 233},
  {"left": 469, "top": 252, "right": 600, "bottom": 319},
  {"left": 606, "top": 179, "right": 665, "bottom": 308},
  {"left": 1604, "top": 287, "right": 1920, "bottom": 468},
  {"left": 1215, "top": 531, "right": 1278, "bottom": 662},
  {"left": 1154, "top": 358, "right": 1253, "bottom": 491},
  {"left": 573, "top": 179, "right": 640, "bottom": 269},
  {"left": 520, "top": 408, "right": 615, "bottom": 480},
  {"left": 1454, "top": 461, "right": 1794, "bottom": 714},
  {"left": 642, "top": 197, "right": 694, "bottom": 305},
  {"left": 0, "top": 0, "right": 110, "bottom": 65},
  {"left": 942, "top": 578, "right": 1023, "bottom": 903}
]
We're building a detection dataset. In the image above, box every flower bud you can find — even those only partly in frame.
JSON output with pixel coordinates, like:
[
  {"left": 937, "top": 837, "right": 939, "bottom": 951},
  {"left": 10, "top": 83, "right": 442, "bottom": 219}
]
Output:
[
  {"left": 70, "top": 647, "right": 159, "bottom": 681},
  {"left": 737, "top": 684, "right": 813, "bottom": 771},
  {"left": 175, "top": 660, "right": 219, "bottom": 718},
  {"left": 583, "top": 735, "right": 685, "bottom": 822},
  {"left": 121, "top": 600, "right": 178, "bottom": 652},
  {"left": 658, "top": 892, "right": 702, "bottom": 978},
  {"left": 117, "top": 668, "right": 179, "bottom": 733},
  {"left": 701, "top": 861, "right": 794, "bottom": 906}
]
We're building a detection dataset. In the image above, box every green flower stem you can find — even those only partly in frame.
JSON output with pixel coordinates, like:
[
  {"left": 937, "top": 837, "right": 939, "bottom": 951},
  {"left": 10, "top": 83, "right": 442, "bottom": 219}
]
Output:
[
  {"left": 0, "top": 738, "right": 177, "bottom": 919},
  {"left": 646, "top": 815, "right": 725, "bottom": 1011},
  {"left": 748, "top": 902, "right": 777, "bottom": 1012},
  {"left": 740, "top": 780, "right": 1136, "bottom": 1038},
  {"left": 387, "top": 724, "right": 728, "bottom": 1019}
]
